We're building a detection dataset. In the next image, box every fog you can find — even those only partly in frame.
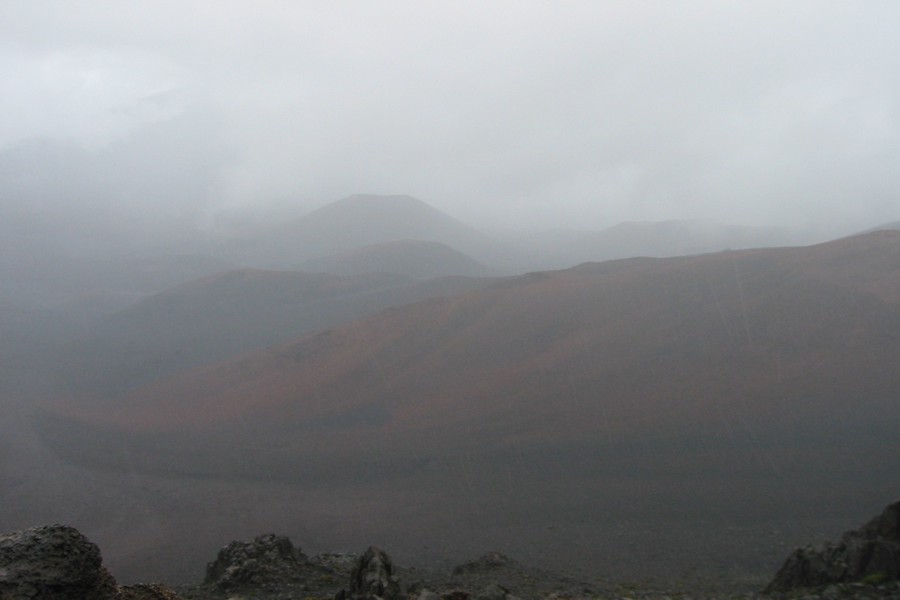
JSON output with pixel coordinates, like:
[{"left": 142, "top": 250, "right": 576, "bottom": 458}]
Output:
[
  {"left": 4, "top": 4, "right": 900, "bottom": 589},
  {"left": 3, "top": 1, "right": 899, "bottom": 249}
]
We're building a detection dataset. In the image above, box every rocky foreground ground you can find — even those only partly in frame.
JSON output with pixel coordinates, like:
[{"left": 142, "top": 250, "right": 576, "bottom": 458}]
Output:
[{"left": 2, "top": 501, "right": 899, "bottom": 600}]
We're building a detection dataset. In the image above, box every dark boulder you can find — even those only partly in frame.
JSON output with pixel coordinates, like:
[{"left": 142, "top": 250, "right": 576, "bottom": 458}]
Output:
[
  {"left": 766, "top": 500, "right": 900, "bottom": 592},
  {"left": 337, "top": 546, "right": 406, "bottom": 600},
  {"left": 0, "top": 524, "right": 119, "bottom": 600},
  {"left": 203, "top": 533, "right": 307, "bottom": 590}
]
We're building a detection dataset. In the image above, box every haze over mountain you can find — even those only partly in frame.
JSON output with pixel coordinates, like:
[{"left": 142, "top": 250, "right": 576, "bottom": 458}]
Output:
[
  {"left": 40, "top": 268, "right": 498, "bottom": 400},
  {"left": 5, "top": 3, "right": 899, "bottom": 237},
  {"left": 250, "top": 194, "right": 501, "bottom": 268},
  {"left": 0, "top": 253, "right": 235, "bottom": 312},
  {"left": 864, "top": 220, "right": 900, "bottom": 233},
  {"left": 299, "top": 240, "right": 495, "bottom": 280},
  {"left": 4, "top": 3, "right": 900, "bottom": 592},
  {"left": 498, "top": 219, "right": 812, "bottom": 271},
  {"left": 0, "top": 190, "right": 831, "bottom": 408},
  {"left": 0, "top": 253, "right": 237, "bottom": 395},
  {"left": 233, "top": 193, "right": 825, "bottom": 273},
  {"left": 30, "top": 230, "right": 900, "bottom": 584},
  {"left": 577, "top": 219, "right": 805, "bottom": 259}
]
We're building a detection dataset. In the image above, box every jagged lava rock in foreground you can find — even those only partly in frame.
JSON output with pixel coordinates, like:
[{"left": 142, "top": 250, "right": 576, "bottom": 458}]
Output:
[
  {"left": 204, "top": 533, "right": 308, "bottom": 591},
  {"left": 0, "top": 524, "right": 182, "bottom": 600},
  {"left": 11, "top": 521, "right": 900, "bottom": 600},
  {"left": 0, "top": 524, "right": 119, "bottom": 600},
  {"left": 338, "top": 546, "right": 406, "bottom": 600},
  {"left": 766, "top": 500, "right": 900, "bottom": 592}
]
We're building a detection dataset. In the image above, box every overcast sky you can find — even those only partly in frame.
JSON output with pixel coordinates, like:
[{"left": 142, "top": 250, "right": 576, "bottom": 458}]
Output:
[{"left": 2, "top": 1, "right": 899, "bottom": 241}]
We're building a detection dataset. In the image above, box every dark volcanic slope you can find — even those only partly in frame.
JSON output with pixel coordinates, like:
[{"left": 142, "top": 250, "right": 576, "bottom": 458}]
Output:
[
  {"left": 47, "top": 268, "right": 496, "bottom": 399},
  {"left": 58, "top": 231, "right": 900, "bottom": 439},
  {"left": 36, "top": 230, "right": 900, "bottom": 583},
  {"left": 299, "top": 239, "right": 495, "bottom": 279}
]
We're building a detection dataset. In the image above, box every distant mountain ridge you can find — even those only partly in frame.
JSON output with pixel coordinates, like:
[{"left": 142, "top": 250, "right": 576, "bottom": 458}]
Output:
[
  {"left": 500, "top": 219, "right": 811, "bottom": 271},
  {"left": 863, "top": 220, "right": 900, "bottom": 233},
  {"left": 299, "top": 239, "right": 495, "bottom": 279},
  {"left": 45, "top": 267, "right": 497, "bottom": 400},
  {"left": 247, "top": 193, "right": 824, "bottom": 273},
  {"left": 255, "top": 194, "right": 497, "bottom": 267},
  {"left": 579, "top": 218, "right": 801, "bottom": 258},
  {"left": 63, "top": 231, "right": 900, "bottom": 437}
]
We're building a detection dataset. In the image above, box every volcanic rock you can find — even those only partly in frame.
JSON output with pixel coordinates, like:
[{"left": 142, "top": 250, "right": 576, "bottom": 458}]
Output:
[
  {"left": 337, "top": 546, "right": 406, "bottom": 600},
  {"left": 0, "top": 524, "right": 119, "bottom": 600},
  {"left": 203, "top": 533, "right": 307, "bottom": 590},
  {"left": 766, "top": 500, "right": 900, "bottom": 591}
]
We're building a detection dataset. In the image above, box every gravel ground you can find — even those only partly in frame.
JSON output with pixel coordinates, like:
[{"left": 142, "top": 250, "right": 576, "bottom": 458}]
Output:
[{"left": 170, "top": 550, "right": 900, "bottom": 600}]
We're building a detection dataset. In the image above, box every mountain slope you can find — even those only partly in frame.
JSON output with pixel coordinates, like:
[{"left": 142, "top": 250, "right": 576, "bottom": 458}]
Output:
[
  {"left": 578, "top": 219, "right": 803, "bottom": 259},
  {"left": 35, "top": 231, "right": 900, "bottom": 584},
  {"left": 47, "top": 268, "right": 497, "bottom": 399},
  {"left": 44, "top": 231, "right": 900, "bottom": 480},
  {"left": 298, "top": 240, "right": 495, "bottom": 279},
  {"left": 497, "top": 219, "right": 812, "bottom": 271}
]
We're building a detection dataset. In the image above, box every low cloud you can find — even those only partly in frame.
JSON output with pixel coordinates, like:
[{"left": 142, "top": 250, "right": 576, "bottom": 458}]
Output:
[{"left": 2, "top": 1, "right": 898, "bottom": 244}]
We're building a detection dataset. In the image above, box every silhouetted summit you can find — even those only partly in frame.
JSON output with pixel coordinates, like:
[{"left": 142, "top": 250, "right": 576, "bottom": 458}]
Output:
[{"left": 262, "top": 194, "right": 493, "bottom": 265}]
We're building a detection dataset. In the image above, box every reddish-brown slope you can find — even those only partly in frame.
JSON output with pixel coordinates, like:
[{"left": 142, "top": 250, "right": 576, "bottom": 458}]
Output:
[
  {"left": 29, "top": 230, "right": 900, "bottom": 587},
  {"left": 47, "top": 231, "right": 900, "bottom": 469},
  {"left": 44, "top": 268, "right": 496, "bottom": 401}
]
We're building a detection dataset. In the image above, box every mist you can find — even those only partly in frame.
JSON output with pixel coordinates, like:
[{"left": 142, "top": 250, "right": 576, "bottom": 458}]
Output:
[
  {"left": 2, "top": 1, "right": 899, "bottom": 251},
  {"left": 3, "top": 3, "right": 900, "bottom": 591}
]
